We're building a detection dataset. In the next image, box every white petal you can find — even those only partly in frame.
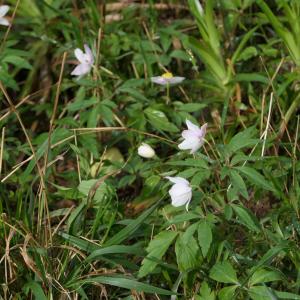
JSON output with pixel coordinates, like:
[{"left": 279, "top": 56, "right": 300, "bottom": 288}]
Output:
[
  {"left": 190, "top": 140, "right": 203, "bottom": 154},
  {"left": 0, "top": 17, "right": 9, "bottom": 26},
  {"left": 182, "top": 129, "right": 198, "bottom": 139},
  {"left": 71, "top": 63, "right": 91, "bottom": 76},
  {"left": 0, "top": 5, "right": 9, "bottom": 18},
  {"left": 166, "top": 176, "right": 189, "bottom": 185},
  {"left": 84, "top": 44, "right": 94, "bottom": 64},
  {"left": 169, "top": 184, "right": 192, "bottom": 207},
  {"left": 150, "top": 76, "right": 167, "bottom": 85},
  {"left": 199, "top": 123, "right": 207, "bottom": 138},
  {"left": 74, "top": 48, "right": 86, "bottom": 64},
  {"left": 178, "top": 137, "right": 200, "bottom": 151},
  {"left": 186, "top": 119, "right": 200, "bottom": 132},
  {"left": 166, "top": 76, "right": 185, "bottom": 84},
  {"left": 138, "top": 143, "right": 155, "bottom": 158}
]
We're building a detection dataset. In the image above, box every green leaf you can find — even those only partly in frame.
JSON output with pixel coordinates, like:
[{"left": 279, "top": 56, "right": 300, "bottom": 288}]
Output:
[
  {"left": 229, "top": 169, "right": 249, "bottom": 198},
  {"left": 138, "top": 231, "right": 178, "bottom": 278},
  {"left": 226, "top": 127, "right": 257, "bottom": 154},
  {"left": 23, "top": 281, "right": 47, "bottom": 300},
  {"left": 209, "top": 261, "right": 239, "bottom": 284},
  {"left": 104, "top": 201, "right": 161, "bottom": 246},
  {"left": 86, "top": 245, "right": 143, "bottom": 263},
  {"left": 178, "top": 103, "right": 207, "bottom": 112},
  {"left": 248, "top": 268, "right": 282, "bottom": 286},
  {"left": 218, "top": 285, "right": 238, "bottom": 300},
  {"left": 196, "top": 281, "right": 215, "bottom": 300},
  {"left": 175, "top": 232, "right": 200, "bottom": 272},
  {"left": 145, "top": 108, "right": 179, "bottom": 133},
  {"left": 274, "top": 291, "right": 300, "bottom": 299},
  {"left": 67, "top": 96, "right": 98, "bottom": 112},
  {"left": 232, "top": 204, "right": 260, "bottom": 233},
  {"left": 248, "top": 286, "right": 277, "bottom": 300},
  {"left": 198, "top": 221, "right": 212, "bottom": 257},
  {"left": 235, "top": 166, "right": 276, "bottom": 192},
  {"left": 78, "top": 179, "right": 110, "bottom": 205},
  {"left": 71, "top": 275, "right": 176, "bottom": 295},
  {"left": 3, "top": 55, "right": 32, "bottom": 69}
]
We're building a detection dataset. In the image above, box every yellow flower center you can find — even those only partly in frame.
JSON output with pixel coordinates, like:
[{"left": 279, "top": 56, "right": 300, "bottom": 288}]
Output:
[{"left": 162, "top": 72, "right": 173, "bottom": 79}]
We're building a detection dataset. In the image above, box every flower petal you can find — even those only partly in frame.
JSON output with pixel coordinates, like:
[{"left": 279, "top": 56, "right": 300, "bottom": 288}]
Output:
[
  {"left": 74, "top": 48, "right": 86, "bottom": 64},
  {"left": 186, "top": 119, "right": 200, "bottom": 132},
  {"left": 198, "top": 123, "right": 207, "bottom": 138},
  {"left": 0, "top": 17, "right": 9, "bottom": 26},
  {"left": 84, "top": 44, "right": 94, "bottom": 64},
  {"left": 71, "top": 63, "right": 91, "bottom": 76},
  {"left": 178, "top": 137, "right": 200, "bottom": 151},
  {"left": 182, "top": 129, "right": 197, "bottom": 139},
  {"left": 0, "top": 5, "right": 9, "bottom": 18},
  {"left": 150, "top": 76, "right": 167, "bottom": 85},
  {"left": 166, "top": 176, "right": 189, "bottom": 185},
  {"left": 169, "top": 184, "right": 192, "bottom": 207},
  {"left": 166, "top": 76, "right": 185, "bottom": 84}
]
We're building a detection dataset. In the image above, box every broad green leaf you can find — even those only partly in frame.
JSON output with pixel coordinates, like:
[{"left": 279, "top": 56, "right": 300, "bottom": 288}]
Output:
[
  {"left": 3, "top": 55, "right": 32, "bottom": 69},
  {"left": 226, "top": 127, "right": 257, "bottom": 154},
  {"left": 248, "top": 268, "right": 282, "bottom": 286},
  {"left": 218, "top": 285, "right": 238, "bottom": 300},
  {"left": 274, "top": 291, "right": 300, "bottom": 299},
  {"left": 138, "top": 230, "right": 178, "bottom": 278},
  {"left": 235, "top": 166, "right": 276, "bottom": 192},
  {"left": 229, "top": 169, "right": 249, "bottom": 198},
  {"left": 198, "top": 221, "right": 212, "bottom": 257},
  {"left": 78, "top": 179, "right": 110, "bottom": 205},
  {"left": 209, "top": 261, "right": 239, "bottom": 284},
  {"left": 175, "top": 233, "right": 200, "bottom": 272},
  {"left": 196, "top": 281, "right": 215, "bottom": 300},
  {"left": 248, "top": 286, "right": 277, "bottom": 300},
  {"left": 145, "top": 108, "right": 179, "bottom": 133},
  {"left": 232, "top": 204, "right": 260, "bottom": 233}
]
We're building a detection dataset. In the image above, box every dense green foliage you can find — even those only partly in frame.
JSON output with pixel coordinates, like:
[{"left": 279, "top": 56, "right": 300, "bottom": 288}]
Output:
[{"left": 0, "top": 0, "right": 300, "bottom": 299}]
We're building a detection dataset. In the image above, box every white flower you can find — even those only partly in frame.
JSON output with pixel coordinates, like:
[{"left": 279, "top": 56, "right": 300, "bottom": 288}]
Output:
[
  {"left": 71, "top": 44, "right": 94, "bottom": 76},
  {"left": 166, "top": 176, "right": 192, "bottom": 210},
  {"left": 0, "top": 5, "right": 10, "bottom": 26},
  {"left": 138, "top": 143, "right": 155, "bottom": 158},
  {"left": 151, "top": 72, "right": 185, "bottom": 86},
  {"left": 178, "top": 120, "right": 207, "bottom": 154}
]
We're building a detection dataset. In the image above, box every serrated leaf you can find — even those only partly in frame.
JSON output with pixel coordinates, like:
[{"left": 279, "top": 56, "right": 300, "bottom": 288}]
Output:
[
  {"left": 138, "top": 230, "right": 178, "bottom": 278},
  {"left": 218, "top": 285, "right": 238, "bottom": 300},
  {"left": 248, "top": 286, "right": 277, "bottom": 300},
  {"left": 248, "top": 268, "right": 282, "bottom": 286},
  {"left": 230, "top": 169, "right": 249, "bottom": 198},
  {"left": 209, "top": 261, "right": 239, "bottom": 284},
  {"left": 145, "top": 108, "right": 179, "bottom": 133},
  {"left": 198, "top": 221, "right": 212, "bottom": 257},
  {"left": 235, "top": 166, "right": 276, "bottom": 192},
  {"left": 232, "top": 204, "right": 260, "bottom": 233},
  {"left": 175, "top": 233, "right": 200, "bottom": 271}
]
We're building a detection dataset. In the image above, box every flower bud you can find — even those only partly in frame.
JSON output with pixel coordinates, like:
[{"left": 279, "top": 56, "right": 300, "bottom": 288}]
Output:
[{"left": 138, "top": 143, "right": 155, "bottom": 158}]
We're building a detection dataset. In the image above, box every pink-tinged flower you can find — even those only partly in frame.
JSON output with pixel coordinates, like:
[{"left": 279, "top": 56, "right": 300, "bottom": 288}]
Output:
[
  {"left": 71, "top": 44, "right": 94, "bottom": 76},
  {"left": 0, "top": 5, "right": 10, "bottom": 26},
  {"left": 151, "top": 72, "right": 185, "bottom": 86},
  {"left": 178, "top": 120, "right": 207, "bottom": 154},
  {"left": 166, "top": 176, "right": 192, "bottom": 210}
]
